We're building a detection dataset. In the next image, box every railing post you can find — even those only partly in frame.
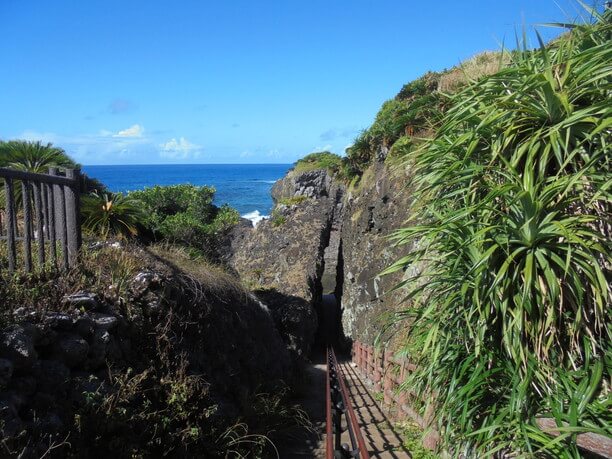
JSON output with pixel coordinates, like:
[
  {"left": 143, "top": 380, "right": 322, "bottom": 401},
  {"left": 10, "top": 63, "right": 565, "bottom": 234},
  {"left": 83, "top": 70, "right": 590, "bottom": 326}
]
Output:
[
  {"left": 64, "top": 169, "right": 81, "bottom": 266},
  {"left": 49, "top": 168, "right": 68, "bottom": 270},
  {"left": 4, "top": 178, "right": 17, "bottom": 272},
  {"left": 32, "top": 182, "right": 46, "bottom": 268},
  {"left": 21, "top": 180, "right": 33, "bottom": 272}
]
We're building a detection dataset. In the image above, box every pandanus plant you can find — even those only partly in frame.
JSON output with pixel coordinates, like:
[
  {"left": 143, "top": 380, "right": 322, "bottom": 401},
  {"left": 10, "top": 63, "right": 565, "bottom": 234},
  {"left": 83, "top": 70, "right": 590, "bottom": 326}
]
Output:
[{"left": 385, "top": 8, "right": 611, "bottom": 457}]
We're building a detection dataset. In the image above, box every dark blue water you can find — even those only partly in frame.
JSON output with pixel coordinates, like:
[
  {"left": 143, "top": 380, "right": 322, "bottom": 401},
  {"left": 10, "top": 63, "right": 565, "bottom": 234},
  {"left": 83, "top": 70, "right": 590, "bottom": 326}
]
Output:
[{"left": 82, "top": 164, "right": 292, "bottom": 218}]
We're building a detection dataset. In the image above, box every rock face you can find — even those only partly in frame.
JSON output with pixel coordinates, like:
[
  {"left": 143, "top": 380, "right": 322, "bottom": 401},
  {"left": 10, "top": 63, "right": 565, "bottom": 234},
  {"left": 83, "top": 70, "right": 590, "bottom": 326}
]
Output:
[
  {"left": 224, "top": 168, "right": 343, "bottom": 358},
  {"left": 339, "top": 161, "right": 415, "bottom": 345},
  {"left": 271, "top": 168, "right": 333, "bottom": 202}
]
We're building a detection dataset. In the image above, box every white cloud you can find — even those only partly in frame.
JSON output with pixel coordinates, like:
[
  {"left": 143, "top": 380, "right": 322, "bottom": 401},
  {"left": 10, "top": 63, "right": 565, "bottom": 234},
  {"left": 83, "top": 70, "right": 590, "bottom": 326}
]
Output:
[
  {"left": 113, "top": 124, "right": 144, "bottom": 138},
  {"left": 159, "top": 137, "right": 202, "bottom": 159},
  {"left": 240, "top": 150, "right": 255, "bottom": 158},
  {"left": 312, "top": 144, "right": 333, "bottom": 152},
  {"left": 266, "top": 149, "right": 282, "bottom": 160}
]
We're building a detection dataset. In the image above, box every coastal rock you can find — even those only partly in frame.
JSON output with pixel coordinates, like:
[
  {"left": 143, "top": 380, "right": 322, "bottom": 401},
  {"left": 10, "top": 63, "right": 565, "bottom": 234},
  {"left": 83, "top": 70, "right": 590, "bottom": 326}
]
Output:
[
  {"left": 271, "top": 168, "right": 332, "bottom": 202},
  {"left": 225, "top": 168, "right": 342, "bottom": 358}
]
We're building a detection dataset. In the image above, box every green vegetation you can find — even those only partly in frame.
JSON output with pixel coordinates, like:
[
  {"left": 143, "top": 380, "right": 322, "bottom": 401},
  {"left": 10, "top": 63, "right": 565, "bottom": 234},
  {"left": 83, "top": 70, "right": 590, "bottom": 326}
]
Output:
[
  {"left": 0, "top": 140, "right": 77, "bottom": 172},
  {"left": 395, "top": 421, "right": 439, "bottom": 459},
  {"left": 270, "top": 210, "right": 287, "bottom": 227},
  {"left": 344, "top": 49, "right": 509, "bottom": 176},
  {"left": 385, "top": 11, "right": 611, "bottom": 457},
  {"left": 294, "top": 151, "right": 344, "bottom": 176},
  {"left": 278, "top": 195, "right": 309, "bottom": 206},
  {"left": 128, "top": 184, "right": 240, "bottom": 250},
  {"left": 81, "top": 192, "right": 147, "bottom": 239}
]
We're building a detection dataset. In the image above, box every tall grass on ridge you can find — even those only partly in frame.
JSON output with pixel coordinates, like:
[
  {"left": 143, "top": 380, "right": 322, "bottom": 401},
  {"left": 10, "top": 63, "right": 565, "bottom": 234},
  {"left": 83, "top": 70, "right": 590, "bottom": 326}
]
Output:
[{"left": 385, "top": 10, "right": 611, "bottom": 457}]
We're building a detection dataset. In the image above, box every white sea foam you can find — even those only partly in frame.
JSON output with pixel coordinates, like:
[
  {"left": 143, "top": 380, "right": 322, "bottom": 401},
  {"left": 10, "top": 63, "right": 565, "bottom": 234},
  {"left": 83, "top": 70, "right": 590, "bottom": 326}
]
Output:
[{"left": 242, "top": 210, "right": 269, "bottom": 227}]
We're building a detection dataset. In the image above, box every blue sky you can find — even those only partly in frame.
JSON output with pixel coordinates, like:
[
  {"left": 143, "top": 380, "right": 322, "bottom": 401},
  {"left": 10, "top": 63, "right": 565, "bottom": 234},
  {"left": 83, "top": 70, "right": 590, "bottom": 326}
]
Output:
[{"left": 0, "top": 1, "right": 603, "bottom": 165}]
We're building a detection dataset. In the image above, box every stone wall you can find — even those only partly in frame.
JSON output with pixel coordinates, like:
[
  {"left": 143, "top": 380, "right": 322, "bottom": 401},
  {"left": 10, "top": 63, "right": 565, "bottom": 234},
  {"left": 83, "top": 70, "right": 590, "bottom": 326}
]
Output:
[{"left": 0, "top": 246, "right": 290, "bottom": 456}]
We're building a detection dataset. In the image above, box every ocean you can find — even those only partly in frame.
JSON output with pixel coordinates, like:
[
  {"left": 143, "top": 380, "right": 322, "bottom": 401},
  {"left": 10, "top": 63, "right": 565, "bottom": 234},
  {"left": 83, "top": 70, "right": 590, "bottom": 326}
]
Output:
[{"left": 82, "top": 164, "right": 293, "bottom": 224}]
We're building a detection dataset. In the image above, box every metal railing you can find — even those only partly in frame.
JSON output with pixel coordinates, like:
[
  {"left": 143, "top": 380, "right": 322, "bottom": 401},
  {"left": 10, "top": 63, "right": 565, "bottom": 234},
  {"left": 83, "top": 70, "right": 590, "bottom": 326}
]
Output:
[
  {"left": 0, "top": 167, "right": 82, "bottom": 273},
  {"left": 326, "top": 346, "right": 370, "bottom": 459}
]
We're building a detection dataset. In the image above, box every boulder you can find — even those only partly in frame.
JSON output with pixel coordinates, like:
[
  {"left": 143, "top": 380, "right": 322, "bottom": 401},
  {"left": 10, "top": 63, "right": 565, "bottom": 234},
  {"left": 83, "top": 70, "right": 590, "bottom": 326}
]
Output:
[
  {"left": 32, "top": 360, "right": 70, "bottom": 395},
  {"left": 63, "top": 292, "right": 99, "bottom": 311},
  {"left": 43, "top": 312, "right": 73, "bottom": 331},
  {"left": 90, "top": 313, "right": 118, "bottom": 331},
  {"left": 86, "top": 329, "right": 110, "bottom": 369},
  {"left": 54, "top": 335, "right": 89, "bottom": 368},
  {"left": 74, "top": 316, "right": 95, "bottom": 338},
  {"left": 0, "top": 358, "right": 14, "bottom": 388},
  {"left": 0, "top": 326, "right": 37, "bottom": 371},
  {"left": 271, "top": 168, "right": 332, "bottom": 202}
]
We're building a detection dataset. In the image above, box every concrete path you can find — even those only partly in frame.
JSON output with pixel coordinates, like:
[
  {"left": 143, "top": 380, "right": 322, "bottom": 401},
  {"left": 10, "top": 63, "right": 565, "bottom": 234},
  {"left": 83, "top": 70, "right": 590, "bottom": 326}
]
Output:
[
  {"left": 274, "top": 358, "right": 327, "bottom": 458},
  {"left": 340, "top": 361, "right": 411, "bottom": 459}
]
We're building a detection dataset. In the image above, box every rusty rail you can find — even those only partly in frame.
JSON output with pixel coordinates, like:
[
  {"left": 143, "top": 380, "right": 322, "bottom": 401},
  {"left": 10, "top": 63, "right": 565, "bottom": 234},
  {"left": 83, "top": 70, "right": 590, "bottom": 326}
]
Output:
[{"left": 326, "top": 346, "right": 370, "bottom": 459}]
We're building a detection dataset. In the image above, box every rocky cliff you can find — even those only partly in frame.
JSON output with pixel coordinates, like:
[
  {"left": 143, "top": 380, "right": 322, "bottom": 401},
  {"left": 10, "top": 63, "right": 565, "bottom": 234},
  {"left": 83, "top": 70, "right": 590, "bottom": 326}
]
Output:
[
  {"left": 224, "top": 159, "right": 415, "bottom": 354},
  {"left": 223, "top": 169, "right": 343, "bottom": 358},
  {"left": 339, "top": 160, "right": 416, "bottom": 346}
]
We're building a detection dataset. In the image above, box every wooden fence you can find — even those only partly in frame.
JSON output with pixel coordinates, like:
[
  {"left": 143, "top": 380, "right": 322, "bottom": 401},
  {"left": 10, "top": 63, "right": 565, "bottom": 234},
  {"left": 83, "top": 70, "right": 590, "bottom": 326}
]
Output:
[
  {"left": 352, "top": 340, "right": 612, "bottom": 458},
  {"left": 0, "top": 167, "right": 82, "bottom": 273}
]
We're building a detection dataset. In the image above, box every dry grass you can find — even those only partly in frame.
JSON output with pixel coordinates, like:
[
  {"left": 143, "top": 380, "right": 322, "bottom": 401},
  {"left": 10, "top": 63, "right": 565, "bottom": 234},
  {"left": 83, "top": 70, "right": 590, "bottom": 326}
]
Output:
[
  {"left": 147, "top": 242, "right": 251, "bottom": 303},
  {"left": 437, "top": 51, "right": 509, "bottom": 93}
]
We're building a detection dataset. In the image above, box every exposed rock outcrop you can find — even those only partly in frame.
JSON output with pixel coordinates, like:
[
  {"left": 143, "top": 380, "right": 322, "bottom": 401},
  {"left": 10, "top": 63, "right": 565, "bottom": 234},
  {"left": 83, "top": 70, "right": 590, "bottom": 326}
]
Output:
[
  {"left": 339, "top": 161, "right": 415, "bottom": 345},
  {"left": 224, "top": 168, "right": 343, "bottom": 358}
]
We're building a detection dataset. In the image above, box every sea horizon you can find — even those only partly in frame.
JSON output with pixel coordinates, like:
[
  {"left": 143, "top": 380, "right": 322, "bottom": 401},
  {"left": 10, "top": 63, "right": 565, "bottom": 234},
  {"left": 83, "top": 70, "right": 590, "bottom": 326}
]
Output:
[{"left": 83, "top": 163, "right": 293, "bottom": 224}]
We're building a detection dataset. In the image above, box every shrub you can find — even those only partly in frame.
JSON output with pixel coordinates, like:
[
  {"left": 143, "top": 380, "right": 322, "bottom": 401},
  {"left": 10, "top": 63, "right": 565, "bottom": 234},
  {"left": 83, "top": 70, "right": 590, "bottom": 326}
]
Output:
[
  {"left": 130, "top": 184, "right": 216, "bottom": 226},
  {"left": 387, "top": 12, "right": 611, "bottom": 456},
  {"left": 346, "top": 72, "right": 446, "bottom": 176},
  {"left": 294, "top": 151, "right": 344, "bottom": 175},
  {"left": 128, "top": 185, "right": 239, "bottom": 250}
]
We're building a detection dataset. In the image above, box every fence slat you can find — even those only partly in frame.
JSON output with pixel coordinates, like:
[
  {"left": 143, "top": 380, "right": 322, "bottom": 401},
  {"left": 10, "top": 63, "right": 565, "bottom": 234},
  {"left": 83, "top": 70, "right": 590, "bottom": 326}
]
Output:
[
  {"left": 49, "top": 168, "right": 69, "bottom": 270},
  {"left": 42, "top": 182, "right": 49, "bottom": 239},
  {"left": 64, "top": 169, "right": 81, "bottom": 265},
  {"left": 4, "top": 178, "right": 17, "bottom": 272},
  {"left": 46, "top": 182, "right": 57, "bottom": 269},
  {"left": 33, "top": 182, "right": 46, "bottom": 267},
  {"left": 21, "top": 180, "right": 33, "bottom": 272}
]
